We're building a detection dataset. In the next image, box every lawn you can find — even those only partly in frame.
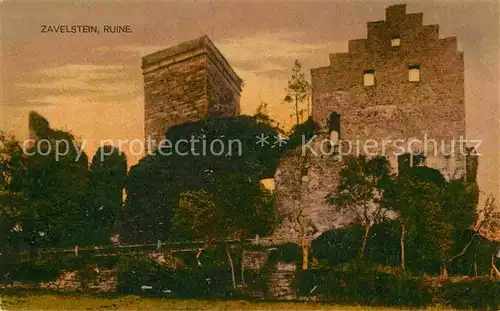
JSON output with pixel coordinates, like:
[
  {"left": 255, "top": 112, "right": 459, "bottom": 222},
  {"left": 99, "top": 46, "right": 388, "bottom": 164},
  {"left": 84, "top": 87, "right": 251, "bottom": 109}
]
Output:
[{"left": 1, "top": 291, "right": 454, "bottom": 311}]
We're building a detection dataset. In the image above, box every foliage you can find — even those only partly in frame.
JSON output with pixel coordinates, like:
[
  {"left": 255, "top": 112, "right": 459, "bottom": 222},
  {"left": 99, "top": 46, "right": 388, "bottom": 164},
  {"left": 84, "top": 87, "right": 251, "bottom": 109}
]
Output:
[
  {"left": 0, "top": 132, "right": 29, "bottom": 252},
  {"left": 86, "top": 145, "right": 127, "bottom": 244},
  {"left": 286, "top": 117, "right": 317, "bottom": 150},
  {"left": 116, "top": 255, "right": 233, "bottom": 298},
  {"left": 122, "top": 116, "right": 283, "bottom": 244},
  {"left": 449, "top": 234, "right": 500, "bottom": 276},
  {"left": 242, "top": 268, "right": 271, "bottom": 296},
  {"left": 442, "top": 279, "right": 500, "bottom": 310},
  {"left": 171, "top": 176, "right": 278, "bottom": 242},
  {"left": 169, "top": 177, "right": 277, "bottom": 289},
  {"left": 1, "top": 114, "right": 130, "bottom": 250},
  {"left": 284, "top": 60, "right": 311, "bottom": 125},
  {"left": 253, "top": 102, "right": 284, "bottom": 134},
  {"left": 327, "top": 155, "right": 392, "bottom": 261},
  {"left": 365, "top": 220, "right": 401, "bottom": 267},
  {"left": 170, "top": 190, "right": 219, "bottom": 241},
  {"left": 311, "top": 224, "right": 363, "bottom": 266},
  {"left": 381, "top": 166, "right": 482, "bottom": 275},
  {"left": 6, "top": 259, "right": 61, "bottom": 282},
  {"left": 295, "top": 266, "right": 432, "bottom": 307},
  {"left": 279, "top": 243, "right": 301, "bottom": 263},
  {"left": 2, "top": 112, "right": 90, "bottom": 249},
  {"left": 311, "top": 222, "right": 401, "bottom": 268}
]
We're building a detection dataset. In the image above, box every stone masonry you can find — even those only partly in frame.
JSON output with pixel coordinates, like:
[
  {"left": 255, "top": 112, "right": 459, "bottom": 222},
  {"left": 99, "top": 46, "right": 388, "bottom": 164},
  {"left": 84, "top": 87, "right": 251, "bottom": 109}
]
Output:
[
  {"left": 272, "top": 135, "right": 354, "bottom": 243},
  {"left": 273, "top": 4, "right": 476, "bottom": 244},
  {"left": 311, "top": 4, "right": 469, "bottom": 180},
  {"left": 0, "top": 269, "right": 117, "bottom": 293},
  {"left": 142, "top": 35, "right": 242, "bottom": 152}
]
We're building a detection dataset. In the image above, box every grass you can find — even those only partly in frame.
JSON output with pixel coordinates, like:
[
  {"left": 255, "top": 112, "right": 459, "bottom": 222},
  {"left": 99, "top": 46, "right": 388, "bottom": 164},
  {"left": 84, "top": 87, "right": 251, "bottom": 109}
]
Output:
[{"left": 0, "top": 290, "right": 455, "bottom": 311}]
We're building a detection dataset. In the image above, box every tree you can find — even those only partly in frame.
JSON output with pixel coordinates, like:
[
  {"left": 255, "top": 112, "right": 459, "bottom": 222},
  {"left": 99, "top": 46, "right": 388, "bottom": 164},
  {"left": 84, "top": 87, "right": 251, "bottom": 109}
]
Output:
[
  {"left": 381, "top": 167, "right": 446, "bottom": 272},
  {"left": 0, "top": 132, "right": 28, "bottom": 253},
  {"left": 87, "top": 145, "right": 127, "bottom": 244},
  {"left": 170, "top": 174, "right": 278, "bottom": 289},
  {"left": 311, "top": 224, "right": 363, "bottom": 266},
  {"left": 447, "top": 193, "right": 500, "bottom": 277},
  {"left": 327, "top": 155, "right": 392, "bottom": 262},
  {"left": 122, "top": 115, "right": 284, "bottom": 244},
  {"left": 381, "top": 166, "right": 482, "bottom": 277},
  {"left": 292, "top": 202, "right": 311, "bottom": 270},
  {"left": 286, "top": 117, "right": 317, "bottom": 150},
  {"left": 253, "top": 102, "right": 284, "bottom": 135},
  {"left": 284, "top": 60, "right": 311, "bottom": 126},
  {"left": 444, "top": 180, "right": 479, "bottom": 264},
  {"left": 20, "top": 112, "right": 89, "bottom": 252}
]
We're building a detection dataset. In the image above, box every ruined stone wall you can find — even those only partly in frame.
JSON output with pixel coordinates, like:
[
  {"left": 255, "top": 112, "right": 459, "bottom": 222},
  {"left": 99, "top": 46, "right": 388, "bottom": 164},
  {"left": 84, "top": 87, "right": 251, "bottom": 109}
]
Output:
[
  {"left": 273, "top": 5, "right": 472, "bottom": 245},
  {"left": 142, "top": 36, "right": 242, "bottom": 152},
  {"left": 267, "top": 261, "right": 297, "bottom": 300},
  {"left": 0, "top": 269, "right": 117, "bottom": 292},
  {"left": 272, "top": 134, "right": 356, "bottom": 243},
  {"left": 311, "top": 4, "right": 466, "bottom": 178},
  {"left": 241, "top": 250, "right": 297, "bottom": 300}
]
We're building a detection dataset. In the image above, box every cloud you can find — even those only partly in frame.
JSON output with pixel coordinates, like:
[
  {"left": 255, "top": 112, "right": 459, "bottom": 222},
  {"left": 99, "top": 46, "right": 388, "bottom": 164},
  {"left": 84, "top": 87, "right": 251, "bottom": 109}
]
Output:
[
  {"left": 93, "top": 44, "right": 167, "bottom": 56},
  {"left": 15, "top": 64, "right": 141, "bottom": 107},
  {"left": 216, "top": 32, "right": 347, "bottom": 77}
]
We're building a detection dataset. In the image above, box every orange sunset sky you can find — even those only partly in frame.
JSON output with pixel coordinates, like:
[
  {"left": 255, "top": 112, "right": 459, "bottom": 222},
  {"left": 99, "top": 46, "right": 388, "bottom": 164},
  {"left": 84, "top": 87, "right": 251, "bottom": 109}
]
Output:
[{"left": 0, "top": 1, "right": 499, "bottom": 200}]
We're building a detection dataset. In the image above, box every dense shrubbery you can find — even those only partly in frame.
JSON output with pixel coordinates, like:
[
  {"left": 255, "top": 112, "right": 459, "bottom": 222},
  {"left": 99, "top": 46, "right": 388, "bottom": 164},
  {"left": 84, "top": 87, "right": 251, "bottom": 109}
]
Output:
[
  {"left": 6, "top": 260, "right": 60, "bottom": 282},
  {"left": 277, "top": 243, "right": 301, "bottom": 263},
  {"left": 295, "top": 265, "right": 432, "bottom": 307},
  {"left": 116, "top": 255, "right": 233, "bottom": 298},
  {"left": 295, "top": 265, "right": 500, "bottom": 309},
  {"left": 442, "top": 279, "right": 500, "bottom": 310},
  {"left": 286, "top": 117, "right": 317, "bottom": 149},
  {"left": 242, "top": 268, "right": 271, "bottom": 296}
]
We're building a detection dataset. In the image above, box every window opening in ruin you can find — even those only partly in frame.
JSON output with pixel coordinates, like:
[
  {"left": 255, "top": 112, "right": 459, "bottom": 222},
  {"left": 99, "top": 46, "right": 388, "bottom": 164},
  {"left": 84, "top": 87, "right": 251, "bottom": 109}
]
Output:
[
  {"left": 413, "top": 153, "right": 426, "bottom": 167},
  {"left": 398, "top": 153, "right": 426, "bottom": 174},
  {"left": 398, "top": 153, "right": 411, "bottom": 173},
  {"left": 363, "top": 69, "right": 375, "bottom": 86},
  {"left": 391, "top": 36, "right": 401, "bottom": 47},
  {"left": 327, "top": 112, "right": 341, "bottom": 139},
  {"left": 409, "top": 64, "right": 420, "bottom": 82}
]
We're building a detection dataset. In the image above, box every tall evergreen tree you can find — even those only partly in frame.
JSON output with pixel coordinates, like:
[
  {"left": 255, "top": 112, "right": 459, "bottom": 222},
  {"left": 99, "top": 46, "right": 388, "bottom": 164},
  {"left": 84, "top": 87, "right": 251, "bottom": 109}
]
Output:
[
  {"left": 284, "top": 60, "right": 311, "bottom": 126},
  {"left": 87, "top": 145, "right": 127, "bottom": 244}
]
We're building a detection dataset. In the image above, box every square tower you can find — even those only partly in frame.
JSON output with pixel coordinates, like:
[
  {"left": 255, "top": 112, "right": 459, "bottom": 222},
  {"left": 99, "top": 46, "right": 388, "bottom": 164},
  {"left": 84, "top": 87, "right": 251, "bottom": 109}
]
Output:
[
  {"left": 311, "top": 4, "right": 469, "bottom": 179},
  {"left": 142, "top": 35, "right": 243, "bottom": 152}
]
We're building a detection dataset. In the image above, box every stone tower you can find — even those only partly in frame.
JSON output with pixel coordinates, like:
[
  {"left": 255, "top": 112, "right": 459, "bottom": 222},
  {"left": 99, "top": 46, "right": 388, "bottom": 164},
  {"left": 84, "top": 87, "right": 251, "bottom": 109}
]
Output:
[
  {"left": 311, "top": 4, "right": 469, "bottom": 180},
  {"left": 271, "top": 4, "right": 477, "bottom": 244},
  {"left": 142, "top": 35, "right": 243, "bottom": 152}
]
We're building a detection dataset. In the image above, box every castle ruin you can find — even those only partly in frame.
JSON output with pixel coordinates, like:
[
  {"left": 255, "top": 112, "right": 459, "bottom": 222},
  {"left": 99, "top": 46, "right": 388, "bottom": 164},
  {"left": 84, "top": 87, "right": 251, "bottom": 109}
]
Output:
[
  {"left": 142, "top": 35, "right": 242, "bottom": 152},
  {"left": 311, "top": 4, "right": 467, "bottom": 179},
  {"left": 139, "top": 5, "right": 477, "bottom": 244},
  {"left": 272, "top": 4, "right": 476, "bottom": 243}
]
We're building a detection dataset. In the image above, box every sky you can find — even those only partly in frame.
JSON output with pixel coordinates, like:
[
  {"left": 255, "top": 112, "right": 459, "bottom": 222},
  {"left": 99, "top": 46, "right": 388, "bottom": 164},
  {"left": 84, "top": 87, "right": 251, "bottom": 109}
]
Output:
[{"left": 0, "top": 0, "right": 499, "bottom": 200}]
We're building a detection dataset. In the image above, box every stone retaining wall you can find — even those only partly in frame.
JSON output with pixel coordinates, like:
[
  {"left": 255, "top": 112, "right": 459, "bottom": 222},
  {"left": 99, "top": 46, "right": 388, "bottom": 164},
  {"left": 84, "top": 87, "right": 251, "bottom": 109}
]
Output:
[{"left": 0, "top": 269, "right": 117, "bottom": 293}]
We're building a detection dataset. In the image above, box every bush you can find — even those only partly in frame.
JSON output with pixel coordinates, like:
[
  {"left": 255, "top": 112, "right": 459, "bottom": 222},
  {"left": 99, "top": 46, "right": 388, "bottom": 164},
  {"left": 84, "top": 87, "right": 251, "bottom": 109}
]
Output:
[
  {"left": 295, "top": 266, "right": 432, "bottom": 307},
  {"left": 116, "top": 255, "right": 233, "bottom": 298},
  {"left": 442, "top": 279, "right": 500, "bottom": 310},
  {"left": 242, "top": 268, "right": 271, "bottom": 296},
  {"left": 279, "top": 243, "right": 301, "bottom": 263},
  {"left": 8, "top": 260, "right": 61, "bottom": 282},
  {"left": 287, "top": 117, "right": 317, "bottom": 149},
  {"left": 311, "top": 224, "right": 363, "bottom": 266}
]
